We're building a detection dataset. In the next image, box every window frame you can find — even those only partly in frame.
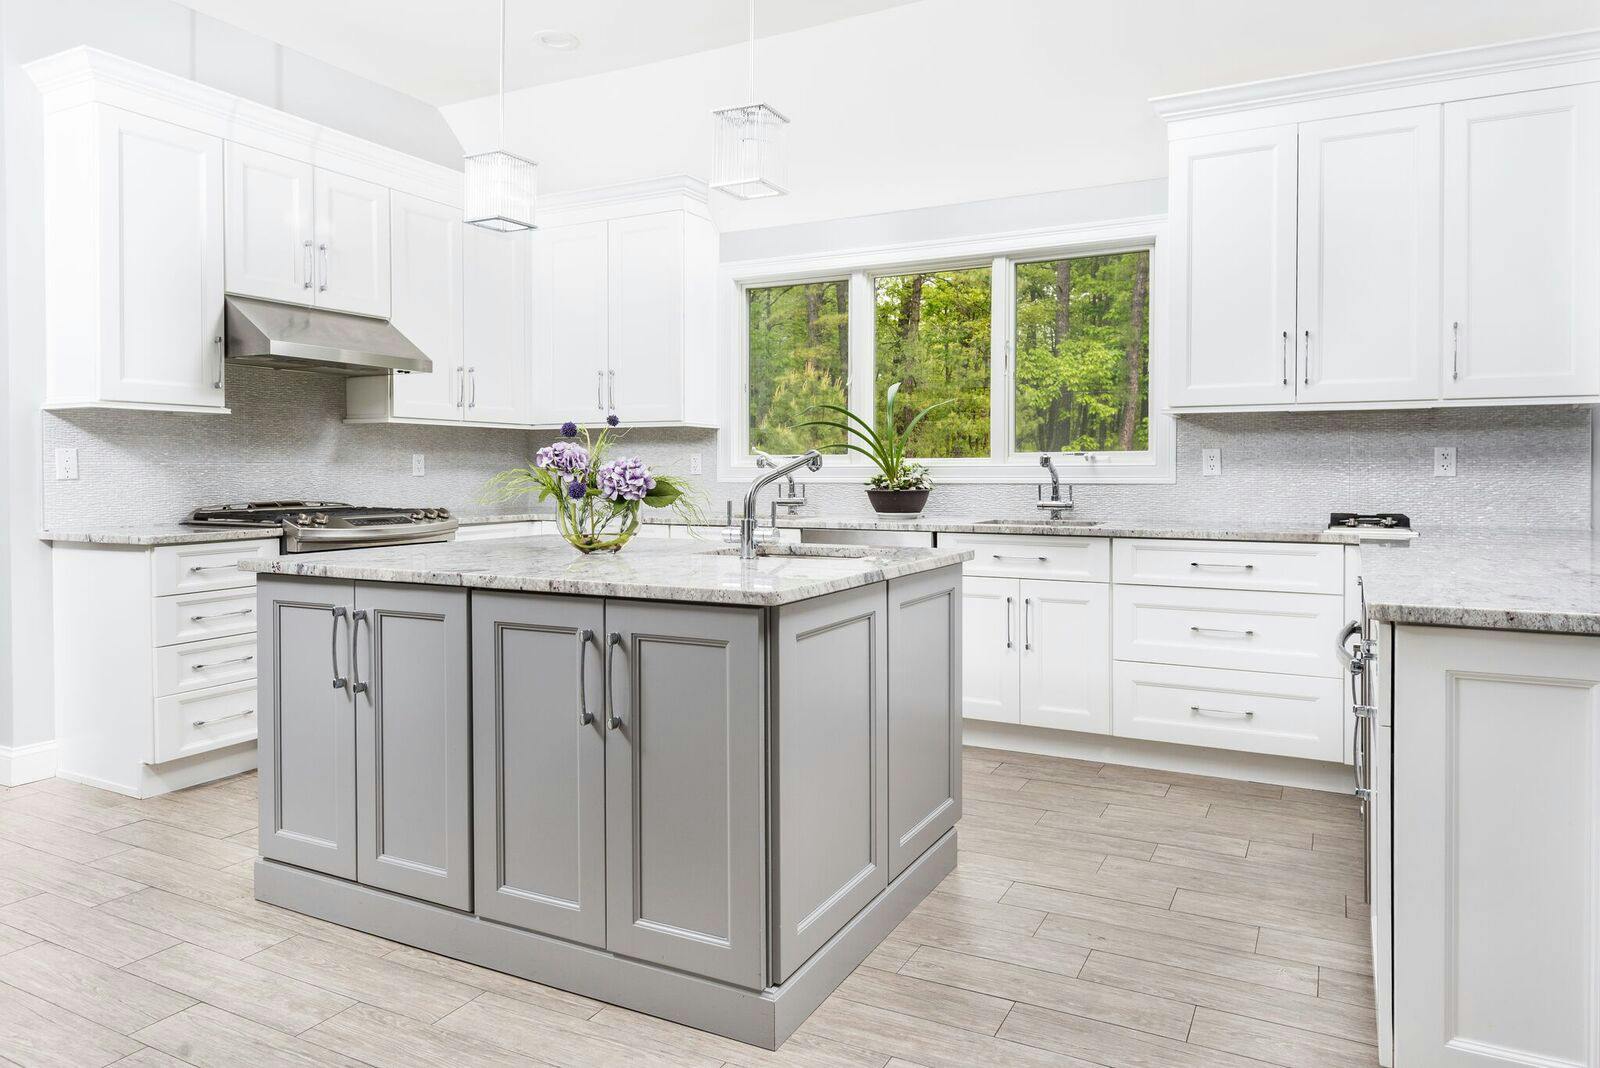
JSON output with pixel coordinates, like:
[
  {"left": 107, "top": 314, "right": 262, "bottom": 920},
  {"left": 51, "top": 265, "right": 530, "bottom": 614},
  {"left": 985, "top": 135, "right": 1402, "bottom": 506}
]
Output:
[{"left": 722, "top": 216, "right": 1173, "bottom": 484}]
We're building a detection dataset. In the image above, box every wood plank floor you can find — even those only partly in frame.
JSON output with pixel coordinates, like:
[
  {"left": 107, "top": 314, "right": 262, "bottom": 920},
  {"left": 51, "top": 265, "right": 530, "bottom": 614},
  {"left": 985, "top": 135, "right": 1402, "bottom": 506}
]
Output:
[{"left": 0, "top": 747, "right": 1376, "bottom": 1067}]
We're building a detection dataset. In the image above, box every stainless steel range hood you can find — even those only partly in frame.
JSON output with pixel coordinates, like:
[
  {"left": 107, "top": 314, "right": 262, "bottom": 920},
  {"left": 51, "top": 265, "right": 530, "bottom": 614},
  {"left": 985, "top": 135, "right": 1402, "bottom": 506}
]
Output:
[{"left": 224, "top": 296, "right": 432, "bottom": 377}]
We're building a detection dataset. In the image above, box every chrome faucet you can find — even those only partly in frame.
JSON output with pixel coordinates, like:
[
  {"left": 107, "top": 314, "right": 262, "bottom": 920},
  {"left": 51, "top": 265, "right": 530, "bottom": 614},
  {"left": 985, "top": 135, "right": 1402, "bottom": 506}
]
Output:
[
  {"left": 1037, "top": 453, "right": 1078, "bottom": 518},
  {"left": 756, "top": 451, "right": 810, "bottom": 514},
  {"left": 742, "top": 451, "right": 823, "bottom": 559}
]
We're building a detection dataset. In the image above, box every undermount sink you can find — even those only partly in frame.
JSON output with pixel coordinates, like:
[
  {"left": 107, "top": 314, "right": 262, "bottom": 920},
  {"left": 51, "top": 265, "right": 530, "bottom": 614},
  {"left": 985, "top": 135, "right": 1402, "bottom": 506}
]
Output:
[{"left": 977, "top": 518, "right": 1102, "bottom": 527}]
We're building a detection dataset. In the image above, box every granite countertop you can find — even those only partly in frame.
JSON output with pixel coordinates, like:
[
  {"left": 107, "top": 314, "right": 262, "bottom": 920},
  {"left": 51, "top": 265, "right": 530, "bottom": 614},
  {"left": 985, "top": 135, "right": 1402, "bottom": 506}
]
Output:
[
  {"left": 1362, "top": 529, "right": 1600, "bottom": 636},
  {"left": 39, "top": 523, "right": 282, "bottom": 547},
  {"left": 241, "top": 535, "right": 974, "bottom": 608}
]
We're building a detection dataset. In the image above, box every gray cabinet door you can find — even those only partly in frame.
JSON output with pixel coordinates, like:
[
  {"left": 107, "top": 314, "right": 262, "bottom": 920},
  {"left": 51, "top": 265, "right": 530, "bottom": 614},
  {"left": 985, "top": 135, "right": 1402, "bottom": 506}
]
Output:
[
  {"left": 604, "top": 600, "right": 766, "bottom": 990},
  {"left": 471, "top": 592, "right": 606, "bottom": 946},
  {"left": 770, "top": 583, "right": 889, "bottom": 982},
  {"left": 887, "top": 565, "right": 963, "bottom": 878},
  {"left": 353, "top": 582, "right": 472, "bottom": 910},
  {"left": 258, "top": 576, "right": 357, "bottom": 879}
]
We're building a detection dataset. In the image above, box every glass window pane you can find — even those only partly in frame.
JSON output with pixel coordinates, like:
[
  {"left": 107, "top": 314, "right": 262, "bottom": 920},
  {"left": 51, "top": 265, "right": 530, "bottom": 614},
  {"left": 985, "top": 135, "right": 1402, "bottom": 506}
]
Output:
[
  {"left": 747, "top": 280, "right": 849, "bottom": 455},
  {"left": 1014, "top": 250, "right": 1150, "bottom": 453},
  {"left": 874, "top": 266, "right": 991, "bottom": 459}
]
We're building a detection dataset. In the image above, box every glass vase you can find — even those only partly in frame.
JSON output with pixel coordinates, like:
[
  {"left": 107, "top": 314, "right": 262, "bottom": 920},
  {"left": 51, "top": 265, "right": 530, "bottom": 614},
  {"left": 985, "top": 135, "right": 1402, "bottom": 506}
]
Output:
[{"left": 555, "top": 495, "right": 641, "bottom": 554}]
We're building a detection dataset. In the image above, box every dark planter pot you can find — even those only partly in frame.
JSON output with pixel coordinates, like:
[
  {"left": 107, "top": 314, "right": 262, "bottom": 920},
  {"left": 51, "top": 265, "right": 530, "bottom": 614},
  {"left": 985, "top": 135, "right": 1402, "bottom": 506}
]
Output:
[{"left": 866, "top": 488, "right": 931, "bottom": 517}]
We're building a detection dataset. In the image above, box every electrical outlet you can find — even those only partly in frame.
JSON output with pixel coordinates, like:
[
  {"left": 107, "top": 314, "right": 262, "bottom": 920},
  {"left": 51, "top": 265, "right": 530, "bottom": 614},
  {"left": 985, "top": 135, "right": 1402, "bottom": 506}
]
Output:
[
  {"left": 688, "top": 452, "right": 703, "bottom": 476},
  {"left": 411, "top": 453, "right": 426, "bottom": 477},
  {"left": 54, "top": 447, "right": 78, "bottom": 481},
  {"left": 1200, "top": 448, "right": 1221, "bottom": 477},
  {"left": 1433, "top": 446, "right": 1456, "bottom": 478}
]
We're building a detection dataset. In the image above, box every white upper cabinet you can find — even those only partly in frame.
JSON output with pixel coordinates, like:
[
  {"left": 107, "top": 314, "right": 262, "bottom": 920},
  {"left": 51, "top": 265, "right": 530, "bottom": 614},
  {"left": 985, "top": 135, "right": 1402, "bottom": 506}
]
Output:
[
  {"left": 1167, "top": 126, "right": 1298, "bottom": 408},
  {"left": 224, "top": 144, "right": 315, "bottom": 304},
  {"left": 608, "top": 212, "right": 688, "bottom": 425},
  {"left": 44, "top": 105, "right": 227, "bottom": 411},
  {"left": 388, "top": 192, "right": 463, "bottom": 422},
  {"left": 463, "top": 226, "right": 533, "bottom": 425},
  {"left": 315, "top": 170, "right": 391, "bottom": 318},
  {"left": 531, "top": 221, "right": 610, "bottom": 426},
  {"left": 1296, "top": 107, "right": 1441, "bottom": 404},
  {"left": 1442, "top": 85, "right": 1600, "bottom": 400}
]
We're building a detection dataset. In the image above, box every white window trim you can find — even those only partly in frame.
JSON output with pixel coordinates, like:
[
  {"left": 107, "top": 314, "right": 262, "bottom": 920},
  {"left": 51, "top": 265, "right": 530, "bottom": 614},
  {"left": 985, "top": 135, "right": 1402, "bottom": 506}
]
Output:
[{"left": 720, "top": 215, "right": 1173, "bottom": 484}]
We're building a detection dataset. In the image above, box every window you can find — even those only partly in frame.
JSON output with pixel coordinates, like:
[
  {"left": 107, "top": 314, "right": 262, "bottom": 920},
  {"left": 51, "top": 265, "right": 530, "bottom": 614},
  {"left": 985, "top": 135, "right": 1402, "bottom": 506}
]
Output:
[
  {"left": 874, "top": 267, "right": 991, "bottom": 458},
  {"left": 746, "top": 280, "right": 849, "bottom": 455}
]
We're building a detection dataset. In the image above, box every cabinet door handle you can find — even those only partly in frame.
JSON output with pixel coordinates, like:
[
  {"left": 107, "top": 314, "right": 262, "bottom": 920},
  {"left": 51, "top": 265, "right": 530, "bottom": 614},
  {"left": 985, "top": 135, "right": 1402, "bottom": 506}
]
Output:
[
  {"left": 212, "top": 335, "right": 225, "bottom": 390},
  {"left": 606, "top": 631, "right": 624, "bottom": 730},
  {"left": 1280, "top": 330, "right": 1289, "bottom": 386},
  {"left": 607, "top": 369, "right": 616, "bottom": 412},
  {"left": 1190, "top": 705, "right": 1254, "bottom": 720},
  {"left": 455, "top": 367, "right": 465, "bottom": 407},
  {"left": 1189, "top": 561, "right": 1254, "bottom": 572},
  {"left": 194, "top": 709, "right": 254, "bottom": 729},
  {"left": 302, "top": 240, "right": 314, "bottom": 289},
  {"left": 191, "top": 654, "right": 253, "bottom": 672},
  {"left": 317, "top": 243, "right": 329, "bottom": 292},
  {"left": 1004, "top": 596, "right": 1013, "bottom": 650},
  {"left": 191, "top": 607, "right": 253, "bottom": 623},
  {"left": 1302, "top": 329, "right": 1311, "bottom": 386},
  {"left": 596, "top": 370, "right": 604, "bottom": 411},
  {"left": 992, "top": 554, "right": 1049, "bottom": 563},
  {"left": 577, "top": 628, "right": 595, "bottom": 726},
  {"left": 350, "top": 609, "right": 369, "bottom": 694},
  {"left": 468, "top": 367, "right": 477, "bottom": 409},
  {"left": 330, "top": 606, "right": 348, "bottom": 690},
  {"left": 1023, "top": 597, "right": 1032, "bottom": 651},
  {"left": 1451, "top": 320, "right": 1460, "bottom": 381},
  {"left": 188, "top": 562, "right": 240, "bottom": 573},
  {"left": 1189, "top": 625, "right": 1255, "bottom": 638}
]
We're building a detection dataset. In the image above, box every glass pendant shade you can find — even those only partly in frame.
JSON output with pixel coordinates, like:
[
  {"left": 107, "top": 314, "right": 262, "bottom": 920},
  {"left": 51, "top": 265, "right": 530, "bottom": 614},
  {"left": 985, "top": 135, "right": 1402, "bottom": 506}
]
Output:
[
  {"left": 464, "top": 149, "right": 537, "bottom": 231},
  {"left": 710, "top": 103, "right": 789, "bottom": 199}
]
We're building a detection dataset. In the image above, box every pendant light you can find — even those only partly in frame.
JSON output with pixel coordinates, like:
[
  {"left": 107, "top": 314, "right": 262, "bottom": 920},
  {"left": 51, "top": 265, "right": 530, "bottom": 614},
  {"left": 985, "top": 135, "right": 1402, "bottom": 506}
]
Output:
[
  {"left": 464, "top": 0, "right": 537, "bottom": 231},
  {"left": 710, "top": 0, "right": 789, "bottom": 199}
]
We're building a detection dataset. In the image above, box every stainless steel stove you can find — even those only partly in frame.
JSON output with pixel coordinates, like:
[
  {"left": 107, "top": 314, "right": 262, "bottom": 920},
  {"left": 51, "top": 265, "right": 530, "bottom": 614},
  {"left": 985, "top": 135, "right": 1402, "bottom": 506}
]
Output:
[
  {"left": 184, "top": 500, "right": 458, "bottom": 553},
  {"left": 1329, "top": 512, "right": 1417, "bottom": 542}
]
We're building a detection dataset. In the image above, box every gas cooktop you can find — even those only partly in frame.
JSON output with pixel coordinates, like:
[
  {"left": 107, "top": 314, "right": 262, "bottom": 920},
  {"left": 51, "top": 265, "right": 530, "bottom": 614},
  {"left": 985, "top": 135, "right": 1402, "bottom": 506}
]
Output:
[{"left": 184, "top": 500, "right": 458, "bottom": 553}]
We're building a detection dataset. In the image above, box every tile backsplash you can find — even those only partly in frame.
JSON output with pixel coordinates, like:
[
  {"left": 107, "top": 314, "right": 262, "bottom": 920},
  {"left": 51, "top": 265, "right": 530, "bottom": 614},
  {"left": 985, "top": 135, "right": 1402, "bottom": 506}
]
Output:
[{"left": 41, "top": 364, "right": 1593, "bottom": 534}]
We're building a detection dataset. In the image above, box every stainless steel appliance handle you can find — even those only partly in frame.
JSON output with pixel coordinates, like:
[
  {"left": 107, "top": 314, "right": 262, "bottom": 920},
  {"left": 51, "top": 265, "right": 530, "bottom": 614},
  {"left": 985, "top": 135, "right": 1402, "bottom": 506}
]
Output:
[
  {"left": 577, "top": 628, "right": 594, "bottom": 726},
  {"left": 330, "top": 606, "right": 348, "bottom": 689},
  {"left": 303, "top": 240, "right": 314, "bottom": 289},
  {"left": 1005, "top": 596, "right": 1013, "bottom": 650},
  {"left": 1190, "top": 625, "right": 1255, "bottom": 638},
  {"left": 1280, "top": 330, "right": 1289, "bottom": 386},
  {"left": 1190, "top": 561, "right": 1254, "bottom": 572},
  {"left": 1190, "top": 705, "right": 1254, "bottom": 719},
  {"left": 191, "top": 655, "right": 253, "bottom": 672},
  {"left": 191, "top": 608, "right": 253, "bottom": 622},
  {"left": 287, "top": 519, "right": 459, "bottom": 544},
  {"left": 193, "top": 709, "right": 254, "bottom": 729},
  {"left": 606, "top": 631, "right": 624, "bottom": 730},
  {"left": 351, "top": 609, "right": 369, "bottom": 694},
  {"left": 1023, "top": 597, "right": 1032, "bottom": 651},
  {"left": 318, "top": 243, "right": 329, "bottom": 292}
]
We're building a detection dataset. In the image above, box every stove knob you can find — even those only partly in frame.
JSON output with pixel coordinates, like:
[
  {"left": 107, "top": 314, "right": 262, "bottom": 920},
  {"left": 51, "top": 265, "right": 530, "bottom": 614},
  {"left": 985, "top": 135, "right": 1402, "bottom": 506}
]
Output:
[
  {"left": 293, "top": 513, "right": 311, "bottom": 525},
  {"left": 313, "top": 513, "right": 329, "bottom": 526},
  {"left": 425, "top": 509, "right": 442, "bottom": 520},
  {"left": 436, "top": 508, "right": 451, "bottom": 519},
  {"left": 410, "top": 511, "right": 425, "bottom": 521}
]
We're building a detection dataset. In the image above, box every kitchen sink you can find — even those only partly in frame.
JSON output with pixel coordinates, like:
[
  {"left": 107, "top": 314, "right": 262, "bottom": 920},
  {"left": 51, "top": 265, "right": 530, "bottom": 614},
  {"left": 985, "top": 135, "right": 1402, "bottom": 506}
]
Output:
[{"left": 976, "top": 518, "right": 1102, "bottom": 527}]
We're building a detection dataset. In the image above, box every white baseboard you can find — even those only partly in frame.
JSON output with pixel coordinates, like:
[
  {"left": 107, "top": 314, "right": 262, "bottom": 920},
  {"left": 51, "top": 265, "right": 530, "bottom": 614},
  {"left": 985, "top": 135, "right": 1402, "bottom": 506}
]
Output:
[
  {"left": 964, "top": 721, "right": 1355, "bottom": 794},
  {"left": 0, "top": 741, "right": 59, "bottom": 787}
]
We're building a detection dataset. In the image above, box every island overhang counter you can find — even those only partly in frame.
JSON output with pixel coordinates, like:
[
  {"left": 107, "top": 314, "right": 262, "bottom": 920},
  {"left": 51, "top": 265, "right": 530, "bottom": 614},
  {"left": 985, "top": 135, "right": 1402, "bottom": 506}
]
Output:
[{"left": 244, "top": 536, "right": 971, "bottom": 1049}]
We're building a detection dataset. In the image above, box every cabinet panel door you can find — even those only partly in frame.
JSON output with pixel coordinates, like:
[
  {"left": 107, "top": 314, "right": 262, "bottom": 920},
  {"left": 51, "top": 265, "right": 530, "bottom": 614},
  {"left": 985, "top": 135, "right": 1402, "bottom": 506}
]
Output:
[
  {"left": 960, "top": 576, "right": 1020, "bottom": 723},
  {"left": 98, "top": 108, "right": 226, "bottom": 408},
  {"left": 389, "top": 191, "right": 463, "bottom": 421},
  {"left": 607, "top": 212, "right": 684, "bottom": 423},
  {"left": 1020, "top": 579, "right": 1110, "bottom": 734},
  {"left": 605, "top": 601, "right": 766, "bottom": 990},
  {"left": 1443, "top": 85, "right": 1600, "bottom": 400},
  {"left": 315, "top": 169, "right": 390, "bottom": 317},
  {"left": 463, "top": 226, "right": 532, "bottom": 424},
  {"left": 258, "top": 577, "right": 355, "bottom": 879},
  {"left": 472, "top": 593, "right": 605, "bottom": 945},
  {"left": 354, "top": 583, "right": 471, "bottom": 910},
  {"left": 530, "top": 222, "right": 609, "bottom": 425},
  {"left": 771, "top": 584, "right": 888, "bottom": 982},
  {"left": 1167, "top": 125, "right": 1298, "bottom": 408},
  {"left": 1297, "top": 107, "right": 1441, "bottom": 404},
  {"left": 224, "top": 143, "right": 315, "bottom": 305},
  {"left": 888, "top": 566, "right": 962, "bottom": 879}
]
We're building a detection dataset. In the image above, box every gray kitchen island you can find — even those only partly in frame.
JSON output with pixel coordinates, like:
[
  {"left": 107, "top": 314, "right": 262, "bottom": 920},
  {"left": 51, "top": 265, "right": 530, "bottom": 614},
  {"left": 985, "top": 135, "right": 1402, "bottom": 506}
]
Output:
[{"left": 244, "top": 536, "right": 969, "bottom": 1049}]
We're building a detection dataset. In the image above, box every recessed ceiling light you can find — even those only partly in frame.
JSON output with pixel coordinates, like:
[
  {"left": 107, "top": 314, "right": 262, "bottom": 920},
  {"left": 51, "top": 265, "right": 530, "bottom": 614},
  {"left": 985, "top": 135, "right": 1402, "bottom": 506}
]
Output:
[{"left": 536, "top": 30, "right": 581, "bottom": 51}]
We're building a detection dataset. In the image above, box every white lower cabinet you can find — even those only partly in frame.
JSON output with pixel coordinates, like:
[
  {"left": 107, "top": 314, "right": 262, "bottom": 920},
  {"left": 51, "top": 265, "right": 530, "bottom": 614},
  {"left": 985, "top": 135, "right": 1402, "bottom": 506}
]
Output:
[
  {"left": 960, "top": 577, "right": 1022, "bottom": 723},
  {"left": 1113, "top": 661, "right": 1343, "bottom": 761}
]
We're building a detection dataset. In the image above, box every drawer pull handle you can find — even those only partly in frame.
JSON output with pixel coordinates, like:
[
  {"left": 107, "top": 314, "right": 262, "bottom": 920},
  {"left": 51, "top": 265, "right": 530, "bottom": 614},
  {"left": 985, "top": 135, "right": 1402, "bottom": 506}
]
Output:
[
  {"left": 1189, "top": 626, "right": 1255, "bottom": 638},
  {"left": 1190, "top": 705, "right": 1254, "bottom": 720},
  {"left": 1189, "top": 562, "right": 1254, "bottom": 571},
  {"left": 189, "top": 608, "right": 253, "bottom": 622},
  {"left": 992, "top": 554, "right": 1050, "bottom": 563},
  {"left": 188, "top": 563, "right": 242, "bottom": 573},
  {"left": 193, "top": 709, "right": 254, "bottom": 729},
  {"left": 191, "top": 655, "right": 254, "bottom": 672}
]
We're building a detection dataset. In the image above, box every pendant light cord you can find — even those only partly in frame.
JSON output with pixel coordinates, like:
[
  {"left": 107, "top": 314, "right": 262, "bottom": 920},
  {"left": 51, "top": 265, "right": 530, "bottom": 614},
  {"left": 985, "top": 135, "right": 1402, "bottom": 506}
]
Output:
[
  {"left": 498, "top": 0, "right": 506, "bottom": 147},
  {"left": 747, "top": 0, "right": 755, "bottom": 101}
]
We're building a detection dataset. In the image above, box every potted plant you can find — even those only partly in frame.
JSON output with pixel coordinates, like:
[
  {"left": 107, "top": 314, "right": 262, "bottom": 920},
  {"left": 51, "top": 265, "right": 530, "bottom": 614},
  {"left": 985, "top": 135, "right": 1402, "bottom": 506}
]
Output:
[
  {"left": 480, "top": 416, "right": 699, "bottom": 553},
  {"left": 794, "top": 383, "right": 950, "bottom": 517}
]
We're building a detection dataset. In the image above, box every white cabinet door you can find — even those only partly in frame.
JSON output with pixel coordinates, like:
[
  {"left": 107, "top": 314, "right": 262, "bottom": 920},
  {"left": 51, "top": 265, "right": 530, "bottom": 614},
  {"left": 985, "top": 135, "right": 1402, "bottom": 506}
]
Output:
[
  {"left": 97, "top": 109, "right": 226, "bottom": 408},
  {"left": 1019, "top": 579, "right": 1109, "bottom": 733},
  {"left": 1442, "top": 85, "right": 1600, "bottom": 400},
  {"left": 607, "top": 212, "right": 685, "bottom": 424},
  {"left": 463, "top": 226, "right": 532, "bottom": 425},
  {"left": 223, "top": 143, "right": 314, "bottom": 304},
  {"left": 1167, "top": 125, "right": 1298, "bottom": 408},
  {"left": 531, "top": 221, "right": 609, "bottom": 425},
  {"left": 315, "top": 169, "right": 390, "bottom": 317},
  {"left": 960, "top": 576, "right": 1019, "bottom": 723},
  {"left": 389, "top": 191, "right": 462, "bottom": 421},
  {"left": 1296, "top": 107, "right": 1441, "bottom": 404}
]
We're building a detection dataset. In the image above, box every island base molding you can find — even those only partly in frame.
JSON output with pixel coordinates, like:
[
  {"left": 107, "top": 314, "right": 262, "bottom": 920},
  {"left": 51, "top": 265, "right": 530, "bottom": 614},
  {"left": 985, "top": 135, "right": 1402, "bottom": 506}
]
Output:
[{"left": 254, "top": 828, "right": 957, "bottom": 1050}]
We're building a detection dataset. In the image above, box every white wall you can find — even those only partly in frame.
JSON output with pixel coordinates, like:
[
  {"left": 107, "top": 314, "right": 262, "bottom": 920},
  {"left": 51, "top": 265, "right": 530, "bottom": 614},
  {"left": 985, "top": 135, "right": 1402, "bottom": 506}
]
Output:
[
  {"left": 442, "top": 0, "right": 1600, "bottom": 233},
  {"left": 0, "top": 0, "right": 463, "bottom": 780}
]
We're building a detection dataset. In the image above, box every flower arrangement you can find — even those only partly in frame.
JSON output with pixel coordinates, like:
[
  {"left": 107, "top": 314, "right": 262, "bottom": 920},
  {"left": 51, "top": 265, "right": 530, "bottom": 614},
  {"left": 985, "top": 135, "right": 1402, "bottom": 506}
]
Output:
[{"left": 481, "top": 415, "right": 700, "bottom": 553}]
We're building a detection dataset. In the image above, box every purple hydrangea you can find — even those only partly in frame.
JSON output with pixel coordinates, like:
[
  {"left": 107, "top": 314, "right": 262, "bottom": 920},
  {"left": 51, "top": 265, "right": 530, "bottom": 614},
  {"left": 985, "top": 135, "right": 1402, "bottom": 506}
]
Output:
[
  {"left": 560, "top": 421, "right": 579, "bottom": 438},
  {"left": 534, "top": 440, "right": 590, "bottom": 482},
  {"left": 566, "top": 479, "right": 587, "bottom": 500},
  {"left": 596, "top": 457, "right": 655, "bottom": 502},
  {"left": 606, "top": 413, "right": 620, "bottom": 427}
]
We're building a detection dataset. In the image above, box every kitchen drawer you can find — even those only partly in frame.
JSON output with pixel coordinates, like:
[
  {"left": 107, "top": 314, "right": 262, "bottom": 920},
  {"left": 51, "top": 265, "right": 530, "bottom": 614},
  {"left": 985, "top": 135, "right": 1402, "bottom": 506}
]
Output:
[
  {"left": 938, "top": 533, "right": 1109, "bottom": 581},
  {"left": 153, "top": 680, "right": 257, "bottom": 764},
  {"left": 1113, "top": 538, "right": 1344, "bottom": 594},
  {"left": 1112, "top": 661, "right": 1344, "bottom": 761},
  {"left": 453, "top": 521, "right": 546, "bottom": 541},
  {"left": 152, "top": 539, "right": 276, "bottom": 596},
  {"left": 1113, "top": 585, "right": 1345, "bottom": 677},
  {"left": 152, "top": 587, "right": 256, "bottom": 646},
  {"left": 155, "top": 631, "right": 258, "bottom": 696}
]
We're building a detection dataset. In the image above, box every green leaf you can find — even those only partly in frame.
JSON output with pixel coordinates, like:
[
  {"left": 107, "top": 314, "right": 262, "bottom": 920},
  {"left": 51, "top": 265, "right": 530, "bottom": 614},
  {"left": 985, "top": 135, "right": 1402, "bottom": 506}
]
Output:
[{"left": 643, "top": 481, "right": 683, "bottom": 507}]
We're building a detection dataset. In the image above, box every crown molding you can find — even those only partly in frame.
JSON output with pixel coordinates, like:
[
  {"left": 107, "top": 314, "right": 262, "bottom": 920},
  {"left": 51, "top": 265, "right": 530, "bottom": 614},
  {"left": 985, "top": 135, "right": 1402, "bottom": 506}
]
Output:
[
  {"left": 1151, "top": 28, "right": 1600, "bottom": 122},
  {"left": 25, "top": 47, "right": 463, "bottom": 206}
]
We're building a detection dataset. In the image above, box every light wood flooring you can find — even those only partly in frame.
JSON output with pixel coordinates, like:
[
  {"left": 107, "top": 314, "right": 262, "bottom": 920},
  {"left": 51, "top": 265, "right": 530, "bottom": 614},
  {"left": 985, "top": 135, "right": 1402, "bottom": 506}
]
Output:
[{"left": 0, "top": 746, "right": 1376, "bottom": 1067}]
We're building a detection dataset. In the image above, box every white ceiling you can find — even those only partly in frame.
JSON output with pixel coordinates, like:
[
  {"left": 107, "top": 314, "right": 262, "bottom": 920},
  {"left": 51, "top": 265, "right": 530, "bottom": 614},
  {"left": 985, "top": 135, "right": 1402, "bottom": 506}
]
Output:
[{"left": 171, "top": 0, "right": 922, "bottom": 104}]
